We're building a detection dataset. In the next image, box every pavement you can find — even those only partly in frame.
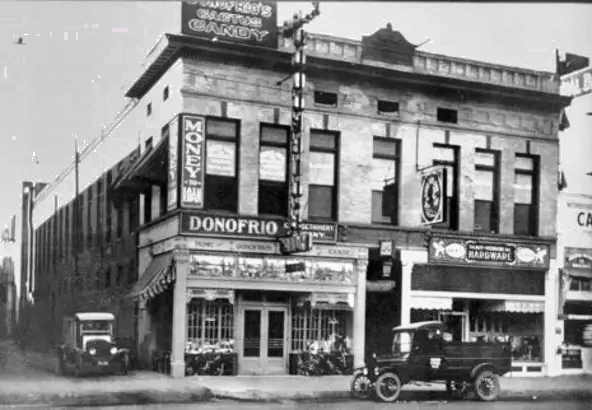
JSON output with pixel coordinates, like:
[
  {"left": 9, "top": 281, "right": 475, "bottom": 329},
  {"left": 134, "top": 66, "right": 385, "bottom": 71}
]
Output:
[{"left": 1, "top": 339, "right": 592, "bottom": 406}]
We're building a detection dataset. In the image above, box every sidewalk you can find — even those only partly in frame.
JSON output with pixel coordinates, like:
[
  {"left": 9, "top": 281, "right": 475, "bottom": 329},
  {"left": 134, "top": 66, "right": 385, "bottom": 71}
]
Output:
[
  {"left": 2, "top": 340, "right": 591, "bottom": 406},
  {"left": 195, "top": 374, "right": 592, "bottom": 403}
]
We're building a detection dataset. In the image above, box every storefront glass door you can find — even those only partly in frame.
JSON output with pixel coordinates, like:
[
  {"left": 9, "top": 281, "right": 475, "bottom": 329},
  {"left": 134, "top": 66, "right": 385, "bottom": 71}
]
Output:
[{"left": 241, "top": 306, "right": 288, "bottom": 375}]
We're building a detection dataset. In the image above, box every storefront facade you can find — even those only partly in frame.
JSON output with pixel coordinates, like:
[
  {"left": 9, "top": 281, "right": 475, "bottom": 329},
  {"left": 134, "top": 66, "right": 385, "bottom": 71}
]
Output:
[
  {"left": 134, "top": 211, "right": 368, "bottom": 378},
  {"left": 400, "top": 234, "right": 555, "bottom": 377},
  {"left": 556, "top": 193, "right": 592, "bottom": 374}
]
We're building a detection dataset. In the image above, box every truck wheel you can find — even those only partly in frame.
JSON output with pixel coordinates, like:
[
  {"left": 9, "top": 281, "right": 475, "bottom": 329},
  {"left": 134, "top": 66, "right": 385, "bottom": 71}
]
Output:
[
  {"left": 375, "top": 372, "right": 402, "bottom": 402},
  {"left": 446, "top": 380, "right": 469, "bottom": 399},
  {"left": 350, "top": 372, "right": 373, "bottom": 400},
  {"left": 474, "top": 370, "right": 500, "bottom": 401}
]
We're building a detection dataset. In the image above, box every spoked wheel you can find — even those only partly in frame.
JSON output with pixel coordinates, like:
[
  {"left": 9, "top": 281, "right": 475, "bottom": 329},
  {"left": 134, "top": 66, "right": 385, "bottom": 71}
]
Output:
[
  {"left": 446, "top": 380, "right": 469, "bottom": 399},
  {"left": 474, "top": 370, "right": 500, "bottom": 401},
  {"left": 375, "top": 372, "right": 402, "bottom": 402},
  {"left": 350, "top": 372, "right": 374, "bottom": 400}
]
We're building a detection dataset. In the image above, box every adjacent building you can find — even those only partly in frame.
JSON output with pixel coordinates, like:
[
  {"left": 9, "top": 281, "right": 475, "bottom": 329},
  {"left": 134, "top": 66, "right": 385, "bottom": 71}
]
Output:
[
  {"left": 26, "top": 2, "right": 571, "bottom": 378},
  {"left": 555, "top": 64, "right": 592, "bottom": 374}
]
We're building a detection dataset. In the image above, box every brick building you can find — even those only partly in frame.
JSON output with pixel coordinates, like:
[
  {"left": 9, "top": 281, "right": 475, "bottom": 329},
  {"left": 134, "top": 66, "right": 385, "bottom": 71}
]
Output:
[{"left": 27, "top": 12, "right": 570, "bottom": 377}]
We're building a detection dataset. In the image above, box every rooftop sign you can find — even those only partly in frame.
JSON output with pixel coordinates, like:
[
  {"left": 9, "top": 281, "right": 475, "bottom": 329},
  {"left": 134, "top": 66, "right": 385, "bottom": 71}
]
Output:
[
  {"left": 181, "top": 0, "right": 278, "bottom": 49},
  {"left": 560, "top": 66, "right": 592, "bottom": 98}
]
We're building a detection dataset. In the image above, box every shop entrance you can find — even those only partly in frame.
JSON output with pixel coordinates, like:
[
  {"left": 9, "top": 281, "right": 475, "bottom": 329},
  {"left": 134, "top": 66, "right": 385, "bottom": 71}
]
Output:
[{"left": 240, "top": 305, "right": 288, "bottom": 375}]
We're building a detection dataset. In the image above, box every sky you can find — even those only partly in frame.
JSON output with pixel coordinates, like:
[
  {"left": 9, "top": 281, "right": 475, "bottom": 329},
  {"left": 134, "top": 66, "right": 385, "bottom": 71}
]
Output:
[{"left": 0, "top": 1, "right": 591, "bottom": 247}]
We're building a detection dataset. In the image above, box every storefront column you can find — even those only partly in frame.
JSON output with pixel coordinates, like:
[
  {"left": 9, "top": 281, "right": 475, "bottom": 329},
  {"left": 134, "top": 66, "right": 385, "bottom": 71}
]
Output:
[
  {"left": 400, "top": 250, "right": 427, "bottom": 326},
  {"left": 353, "top": 259, "right": 367, "bottom": 368},
  {"left": 170, "top": 250, "right": 189, "bottom": 378},
  {"left": 545, "top": 259, "right": 561, "bottom": 376}
]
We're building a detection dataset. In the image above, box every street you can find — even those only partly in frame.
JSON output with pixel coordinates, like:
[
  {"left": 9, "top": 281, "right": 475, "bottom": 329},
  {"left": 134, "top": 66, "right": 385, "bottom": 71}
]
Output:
[{"left": 50, "top": 400, "right": 590, "bottom": 410}]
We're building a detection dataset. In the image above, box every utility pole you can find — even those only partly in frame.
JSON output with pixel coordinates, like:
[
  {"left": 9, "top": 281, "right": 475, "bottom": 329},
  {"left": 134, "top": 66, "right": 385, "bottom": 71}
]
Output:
[{"left": 279, "top": 1, "right": 320, "bottom": 255}]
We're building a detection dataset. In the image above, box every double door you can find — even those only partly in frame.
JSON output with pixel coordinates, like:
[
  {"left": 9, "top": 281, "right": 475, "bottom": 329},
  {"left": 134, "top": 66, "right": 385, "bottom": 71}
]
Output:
[{"left": 240, "top": 305, "right": 288, "bottom": 375}]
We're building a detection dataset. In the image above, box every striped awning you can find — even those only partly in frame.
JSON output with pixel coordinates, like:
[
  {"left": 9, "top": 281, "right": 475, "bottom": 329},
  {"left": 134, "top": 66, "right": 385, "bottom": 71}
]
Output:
[
  {"left": 483, "top": 300, "right": 544, "bottom": 313},
  {"left": 410, "top": 295, "right": 453, "bottom": 311},
  {"left": 128, "top": 252, "right": 175, "bottom": 301}
]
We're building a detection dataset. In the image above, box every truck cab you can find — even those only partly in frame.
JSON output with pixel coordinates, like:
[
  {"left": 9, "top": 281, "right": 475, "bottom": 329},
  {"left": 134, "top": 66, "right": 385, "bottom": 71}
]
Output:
[{"left": 56, "top": 312, "right": 129, "bottom": 376}]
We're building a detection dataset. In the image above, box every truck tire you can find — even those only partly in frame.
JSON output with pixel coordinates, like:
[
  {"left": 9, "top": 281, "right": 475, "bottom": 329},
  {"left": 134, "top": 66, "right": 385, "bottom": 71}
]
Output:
[
  {"left": 375, "top": 372, "right": 402, "bottom": 402},
  {"left": 473, "top": 370, "right": 500, "bottom": 401},
  {"left": 350, "top": 372, "right": 373, "bottom": 400}
]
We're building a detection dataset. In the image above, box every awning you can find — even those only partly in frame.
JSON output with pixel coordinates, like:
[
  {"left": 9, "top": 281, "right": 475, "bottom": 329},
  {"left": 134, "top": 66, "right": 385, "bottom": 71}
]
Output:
[
  {"left": 128, "top": 252, "right": 175, "bottom": 301},
  {"left": 296, "top": 292, "right": 354, "bottom": 310},
  {"left": 410, "top": 295, "right": 453, "bottom": 311},
  {"left": 186, "top": 288, "right": 235, "bottom": 304},
  {"left": 483, "top": 300, "right": 544, "bottom": 313},
  {"left": 113, "top": 136, "right": 168, "bottom": 193}
]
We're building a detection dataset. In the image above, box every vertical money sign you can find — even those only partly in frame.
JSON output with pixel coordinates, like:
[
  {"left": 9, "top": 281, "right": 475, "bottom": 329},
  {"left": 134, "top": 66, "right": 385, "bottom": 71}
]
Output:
[
  {"left": 167, "top": 115, "right": 180, "bottom": 212},
  {"left": 181, "top": 115, "right": 205, "bottom": 208}
]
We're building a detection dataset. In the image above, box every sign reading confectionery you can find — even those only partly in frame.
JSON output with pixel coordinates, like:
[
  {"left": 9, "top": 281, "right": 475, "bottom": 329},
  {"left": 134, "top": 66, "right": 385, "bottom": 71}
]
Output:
[
  {"left": 167, "top": 116, "right": 180, "bottom": 212},
  {"left": 181, "top": 0, "right": 278, "bottom": 49},
  {"left": 180, "top": 211, "right": 337, "bottom": 243},
  {"left": 180, "top": 115, "right": 205, "bottom": 209},
  {"left": 428, "top": 237, "right": 550, "bottom": 269},
  {"left": 420, "top": 166, "right": 447, "bottom": 225}
]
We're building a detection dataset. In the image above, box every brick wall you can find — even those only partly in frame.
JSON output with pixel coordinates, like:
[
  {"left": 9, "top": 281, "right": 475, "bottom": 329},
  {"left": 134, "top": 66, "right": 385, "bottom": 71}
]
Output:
[{"left": 181, "top": 55, "right": 561, "bottom": 237}]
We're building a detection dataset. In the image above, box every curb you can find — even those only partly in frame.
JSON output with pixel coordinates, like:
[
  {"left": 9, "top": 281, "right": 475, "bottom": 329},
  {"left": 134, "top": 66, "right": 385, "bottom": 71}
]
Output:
[
  {"left": 0, "top": 387, "right": 213, "bottom": 407},
  {"left": 210, "top": 388, "right": 592, "bottom": 403}
]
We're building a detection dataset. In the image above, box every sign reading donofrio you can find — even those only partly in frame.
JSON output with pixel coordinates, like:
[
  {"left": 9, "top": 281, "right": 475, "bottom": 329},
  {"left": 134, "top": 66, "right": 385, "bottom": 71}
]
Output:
[{"left": 181, "top": 0, "right": 278, "bottom": 49}]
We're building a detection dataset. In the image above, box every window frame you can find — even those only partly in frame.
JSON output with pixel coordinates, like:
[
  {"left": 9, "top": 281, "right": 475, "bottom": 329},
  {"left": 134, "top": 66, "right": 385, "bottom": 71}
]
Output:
[
  {"left": 432, "top": 143, "right": 460, "bottom": 230},
  {"left": 308, "top": 128, "right": 340, "bottom": 222},
  {"left": 258, "top": 123, "right": 290, "bottom": 217},
  {"left": 473, "top": 148, "right": 500, "bottom": 234},
  {"left": 204, "top": 116, "right": 241, "bottom": 214},
  {"left": 371, "top": 136, "right": 400, "bottom": 225},
  {"left": 513, "top": 153, "right": 540, "bottom": 236},
  {"left": 437, "top": 108, "right": 458, "bottom": 124}
]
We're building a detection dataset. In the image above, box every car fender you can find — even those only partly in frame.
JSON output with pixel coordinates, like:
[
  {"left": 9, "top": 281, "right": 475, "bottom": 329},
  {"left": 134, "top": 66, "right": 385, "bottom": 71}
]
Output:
[{"left": 470, "top": 363, "right": 498, "bottom": 379}]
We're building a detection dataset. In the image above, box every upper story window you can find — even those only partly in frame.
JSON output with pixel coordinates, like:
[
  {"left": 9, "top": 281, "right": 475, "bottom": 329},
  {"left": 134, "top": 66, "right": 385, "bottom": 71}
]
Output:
[
  {"left": 371, "top": 137, "right": 400, "bottom": 225},
  {"left": 163, "top": 86, "right": 170, "bottom": 101},
  {"left": 474, "top": 149, "right": 500, "bottom": 233},
  {"left": 377, "top": 100, "right": 400, "bottom": 116},
  {"left": 437, "top": 108, "right": 458, "bottom": 124},
  {"left": 258, "top": 124, "right": 289, "bottom": 217},
  {"left": 432, "top": 144, "right": 459, "bottom": 230},
  {"left": 308, "top": 130, "right": 339, "bottom": 221},
  {"left": 314, "top": 91, "right": 338, "bottom": 108},
  {"left": 514, "top": 154, "right": 539, "bottom": 236},
  {"left": 204, "top": 118, "right": 239, "bottom": 213}
]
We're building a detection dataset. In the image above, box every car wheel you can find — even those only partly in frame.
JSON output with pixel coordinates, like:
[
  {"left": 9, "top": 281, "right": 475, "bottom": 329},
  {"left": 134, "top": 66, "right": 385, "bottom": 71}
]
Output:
[
  {"left": 474, "top": 370, "right": 500, "bottom": 401},
  {"left": 350, "top": 372, "right": 373, "bottom": 400},
  {"left": 375, "top": 372, "right": 402, "bottom": 403}
]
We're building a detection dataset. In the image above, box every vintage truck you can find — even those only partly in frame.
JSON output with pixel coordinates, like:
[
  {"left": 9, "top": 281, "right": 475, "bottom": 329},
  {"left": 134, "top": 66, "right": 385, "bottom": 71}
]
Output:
[
  {"left": 56, "top": 312, "right": 130, "bottom": 377},
  {"left": 351, "top": 321, "right": 512, "bottom": 402}
]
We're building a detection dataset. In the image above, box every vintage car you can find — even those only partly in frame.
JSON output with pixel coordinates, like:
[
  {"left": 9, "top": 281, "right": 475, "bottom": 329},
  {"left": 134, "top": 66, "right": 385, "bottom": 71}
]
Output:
[
  {"left": 56, "top": 312, "right": 130, "bottom": 377},
  {"left": 351, "top": 321, "right": 511, "bottom": 402}
]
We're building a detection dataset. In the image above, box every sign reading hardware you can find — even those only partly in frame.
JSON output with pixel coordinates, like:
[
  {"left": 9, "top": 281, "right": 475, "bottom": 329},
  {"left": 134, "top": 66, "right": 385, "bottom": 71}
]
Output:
[
  {"left": 429, "top": 237, "right": 550, "bottom": 269},
  {"left": 180, "top": 115, "right": 205, "bottom": 208},
  {"left": 181, "top": 0, "right": 278, "bottom": 49},
  {"left": 420, "top": 166, "right": 447, "bottom": 225}
]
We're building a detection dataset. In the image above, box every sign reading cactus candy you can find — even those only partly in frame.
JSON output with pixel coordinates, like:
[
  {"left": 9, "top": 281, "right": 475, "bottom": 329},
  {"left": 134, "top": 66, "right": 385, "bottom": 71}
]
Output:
[
  {"left": 428, "top": 236, "right": 550, "bottom": 269},
  {"left": 181, "top": 0, "right": 278, "bottom": 49}
]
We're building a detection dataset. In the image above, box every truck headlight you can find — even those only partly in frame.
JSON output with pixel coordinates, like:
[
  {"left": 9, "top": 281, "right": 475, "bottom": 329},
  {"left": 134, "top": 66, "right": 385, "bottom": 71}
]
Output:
[
  {"left": 363, "top": 368, "right": 368, "bottom": 375},
  {"left": 110, "top": 347, "right": 118, "bottom": 355},
  {"left": 88, "top": 348, "right": 97, "bottom": 356},
  {"left": 374, "top": 368, "right": 380, "bottom": 376}
]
